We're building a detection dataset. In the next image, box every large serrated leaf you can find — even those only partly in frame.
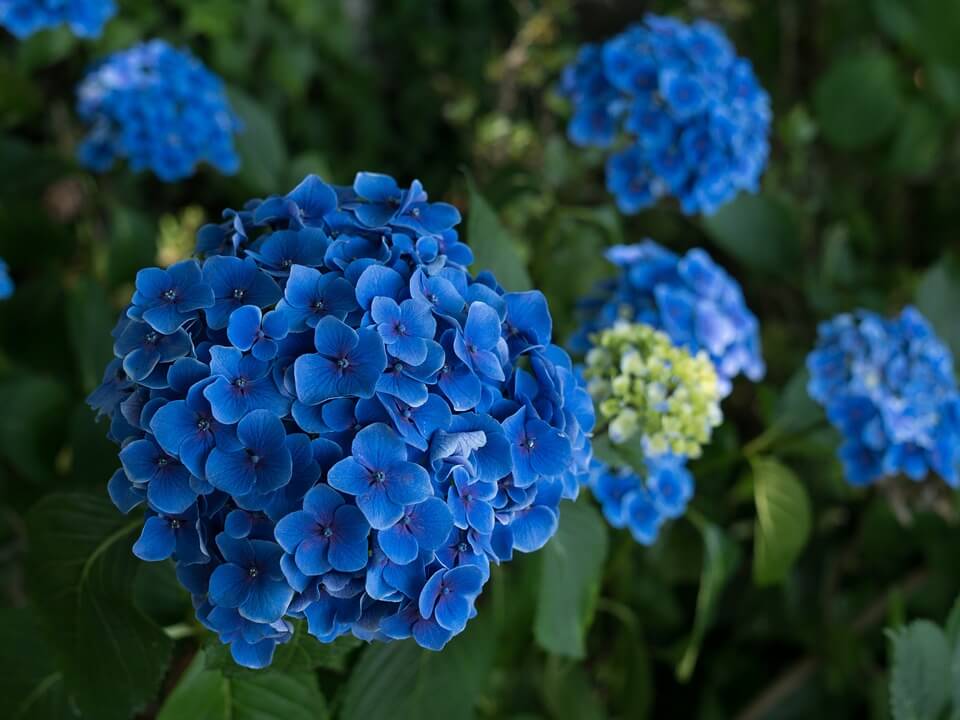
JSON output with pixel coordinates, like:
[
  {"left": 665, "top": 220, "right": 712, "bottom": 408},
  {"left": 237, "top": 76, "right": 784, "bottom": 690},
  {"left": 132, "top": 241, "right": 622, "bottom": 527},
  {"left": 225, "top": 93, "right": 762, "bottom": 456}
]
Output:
[
  {"left": 0, "top": 607, "right": 72, "bottom": 720},
  {"left": 26, "top": 493, "right": 172, "bottom": 720},
  {"left": 534, "top": 499, "right": 609, "bottom": 658},
  {"left": 159, "top": 650, "right": 327, "bottom": 720},
  {"left": 466, "top": 177, "right": 532, "bottom": 292},
  {"left": 340, "top": 611, "right": 496, "bottom": 720},
  {"left": 887, "top": 620, "right": 951, "bottom": 720},
  {"left": 752, "top": 458, "right": 812, "bottom": 586}
]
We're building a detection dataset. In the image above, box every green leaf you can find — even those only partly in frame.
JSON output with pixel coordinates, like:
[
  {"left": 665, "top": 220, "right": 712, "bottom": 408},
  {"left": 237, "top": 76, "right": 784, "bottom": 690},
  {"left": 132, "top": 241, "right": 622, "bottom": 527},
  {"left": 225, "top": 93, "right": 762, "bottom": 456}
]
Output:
[
  {"left": 341, "top": 611, "right": 496, "bottom": 720},
  {"left": 0, "top": 373, "right": 68, "bottom": 483},
  {"left": 204, "top": 623, "right": 361, "bottom": 676},
  {"left": 676, "top": 519, "right": 741, "bottom": 681},
  {"left": 0, "top": 607, "right": 72, "bottom": 720},
  {"left": 466, "top": 177, "right": 532, "bottom": 292},
  {"left": 944, "top": 593, "right": 960, "bottom": 647},
  {"left": 67, "top": 278, "right": 114, "bottom": 393},
  {"left": 26, "top": 493, "right": 172, "bottom": 720},
  {"left": 228, "top": 89, "right": 288, "bottom": 196},
  {"left": 752, "top": 458, "right": 812, "bottom": 586},
  {"left": 873, "top": 0, "right": 919, "bottom": 47},
  {"left": 913, "top": 0, "right": 960, "bottom": 67},
  {"left": 108, "top": 205, "right": 156, "bottom": 289},
  {"left": 542, "top": 659, "right": 606, "bottom": 720},
  {"left": 916, "top": 252, "right": 960, "bottom": 360},
  {"left": 701, "top": 193, "right": 801, "bottom": 277},
  {"left": 887, "top": 620, "right": 951, "bottom": 720},
  {"left": 534, "top": 499, "right": 609, "bottom": 658},
  {"left": 159, "top": 650, "right": 327, "bottom": 720},
  {"left": 888, "top": 101, "right": 944, "bottom": 177},
  {"left": 813, "top": 49, "right": 904, "bottom": 150}
]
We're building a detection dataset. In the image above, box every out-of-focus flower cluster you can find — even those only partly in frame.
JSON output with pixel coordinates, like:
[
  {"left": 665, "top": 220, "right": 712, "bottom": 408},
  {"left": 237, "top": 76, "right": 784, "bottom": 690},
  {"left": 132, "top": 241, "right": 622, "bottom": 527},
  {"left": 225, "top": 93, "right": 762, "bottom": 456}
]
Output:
[
  {"left": 76, "top": 40, "right": 241, "bottom": 182},
  {"left": 807, "top": 306, "right": 960, "bottom": 487},
  {"left": 88, "top": 172, "right": 593, "bottom": 667},
  {"left": 585, "top": 322, "right": 720, "bottom": 458},
  {"left": 574, "top": 240, "right": 764, "bottom": 397},
  {"left": 0, "top": 259, "right": 13, "bottom": 300},
  {"left": 0, "top": 0, "right": 114, "bottom": 38},
  {"left": 560, "top": 14, "right": 770, "bottom": 215}
]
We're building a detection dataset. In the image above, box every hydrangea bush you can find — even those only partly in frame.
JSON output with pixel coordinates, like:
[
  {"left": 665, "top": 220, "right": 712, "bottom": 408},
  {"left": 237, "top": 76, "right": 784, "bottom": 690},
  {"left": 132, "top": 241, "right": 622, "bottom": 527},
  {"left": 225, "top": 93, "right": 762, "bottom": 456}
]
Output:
[
  {"left": 807, "top": 306, "right": 960, "bottom": 487},
  {"left": 88, "top": 171, "right": 594, "bottom": 667},
  {"left": 0, "top": 0, "right": 115, "bottom": 38},
  {"left": 76, "top": 40, "right": 241, "bottom": 182},
  {"left": 560, "top": 13, "right": 771, "bottom": 215}
]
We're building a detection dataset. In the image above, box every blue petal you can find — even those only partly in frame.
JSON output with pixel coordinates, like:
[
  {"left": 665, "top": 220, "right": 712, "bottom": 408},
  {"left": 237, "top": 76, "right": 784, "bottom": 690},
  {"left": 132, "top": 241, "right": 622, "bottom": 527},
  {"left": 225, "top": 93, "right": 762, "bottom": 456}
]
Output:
[{"left": 133, "top": 516, "right": 176, "bottom": 561}]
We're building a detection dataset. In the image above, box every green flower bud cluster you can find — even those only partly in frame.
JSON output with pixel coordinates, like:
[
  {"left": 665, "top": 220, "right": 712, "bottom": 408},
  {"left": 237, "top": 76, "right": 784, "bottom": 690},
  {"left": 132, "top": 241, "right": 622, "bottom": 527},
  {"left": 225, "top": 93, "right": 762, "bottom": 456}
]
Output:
[{"left": 584, "top": 322, "right": 722, "bottom": 458}]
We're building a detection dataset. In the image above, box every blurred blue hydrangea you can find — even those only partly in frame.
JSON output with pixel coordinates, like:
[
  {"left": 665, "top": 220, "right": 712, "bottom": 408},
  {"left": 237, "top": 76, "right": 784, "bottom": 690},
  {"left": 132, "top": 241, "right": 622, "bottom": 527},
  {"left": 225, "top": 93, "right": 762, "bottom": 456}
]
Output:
[
  {"left": 589, "top": 455, "right": 692, "bottom": 545},
  {"left": 807, "top": 306, "right": 960, "bottom": 487},
  {"left": 89, "top": 172, "right": 594, "bottom": 667},
  {"left": 573, "top": 240, "right": 764, "bottom": 397},
  {"left": 559, "top": 14, "right": 771, "bottom": 215},
  {"left": 0, "top": 0, "right": 115, "bottom": 38},
  {"left": 76, "top": 40, "right": 241, "bottom": 182},
  {"left": 0, "top": 259, "right": 12, "bottom": 299}
]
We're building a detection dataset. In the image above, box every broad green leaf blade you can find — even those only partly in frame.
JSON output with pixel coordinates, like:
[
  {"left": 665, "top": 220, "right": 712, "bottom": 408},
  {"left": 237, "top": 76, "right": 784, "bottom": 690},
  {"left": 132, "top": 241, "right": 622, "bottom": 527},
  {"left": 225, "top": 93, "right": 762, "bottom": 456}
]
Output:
[
  {"left": 813, "top": 49, "right": 904, "bottom": 150},
  {"left": 0, "top": 373, "right": 68, "bottom": 483},
  {"left": 159, "top": 650, "right": 327, "bottom": 720},
  {"left": 66, "top": 278, "right": 114, "bottom": 393},
  {"left": 204, "top": 622, "right": 361, "bottom": 676},
  {"left": 228, "top": 88, "right": 288, "bottom": 196},
  {"left": 887, "top": 620, "right": 951, "bottom": 720},
  {"left": 888, "top": 101, "right": 944, "bottom": 177},
  {"left": 677, "top": 519, "right": 741, "bottom": 681},
  {"left": 26, "top": 493, "right": 172, "bottom": 720},
  {"left": 701, "top": 193, "right": 801, "bottom": 277},
  {"left": 534, "top": 499, "right": 609, "bottom": 658},
  {"left": 752, "top": 458, "right": 812, "bottom": 586},
  {"left": 916, "top": 252, "right": 960, "bottom": 360},
  {"left": 466, "top": 177, "right": 532, "bottom": 292},
  {"left": 0, "top": 607, "right": 72, "bottom": 720},
  {"left": 341, "top": 611, "right": 496, "bottom": 720}
]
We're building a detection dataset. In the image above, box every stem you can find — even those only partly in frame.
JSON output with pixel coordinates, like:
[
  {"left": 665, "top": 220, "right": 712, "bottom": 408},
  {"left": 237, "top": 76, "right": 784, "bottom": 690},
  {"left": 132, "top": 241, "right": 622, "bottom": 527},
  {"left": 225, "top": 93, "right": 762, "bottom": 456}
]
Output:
[{"left": 733, "top": 567, "right": 929, "bottom": 720}]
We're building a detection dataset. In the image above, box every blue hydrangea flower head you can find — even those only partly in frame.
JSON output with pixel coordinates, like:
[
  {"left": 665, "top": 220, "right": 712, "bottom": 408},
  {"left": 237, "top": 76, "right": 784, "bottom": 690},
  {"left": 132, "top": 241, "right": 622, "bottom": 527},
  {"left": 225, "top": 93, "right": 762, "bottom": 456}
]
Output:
[
  {"left": 574, "top": 240, "right": 764, "bottom": 397},
  {"left": 0, "top": 0, "right": 115, "bottom": 38},
  {"left": 76, "top": 40, "right": 241, "bottom": 181},
  {"left": 0, "top": 258, "right": 13, "bottom": 299},
  {"left": 807, "top": 306, "right": 960, "bottom": 487},
  {"left": 589, "top": 454, "right": 693, "bottom": 545},
  {"left": 560, "top": 14, "right": 771, "bottom": 215},
  {"left": 88, "top": 171, "right": 594, "bottom": 666}
]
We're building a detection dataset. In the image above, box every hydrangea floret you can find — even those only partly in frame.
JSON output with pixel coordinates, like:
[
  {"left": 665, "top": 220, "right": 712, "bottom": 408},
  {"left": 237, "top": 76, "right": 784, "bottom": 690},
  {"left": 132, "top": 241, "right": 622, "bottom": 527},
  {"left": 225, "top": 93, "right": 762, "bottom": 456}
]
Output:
[
  {"left": 0, "top": 0, "right": 115, "bottom": 38},
  {"left": 574, "top": 240, "right": 764, "bottom": 397},
  {"left": 88, "top": 171, "right": 594, "bottom": 668},
  {"left": 807, "top": 306, "right": 960, "bottom": 487},
  {"left": 559, "top": 14, "right": 771, "bottom": 215},
  {"left": 76, "top": 40, "right": 241, "bottom": 181},
  {"left": 0, "top": 258, "right": 12, "bottom": 300},
  {"left": 585, "top": 322, "right": 720, "bottom": 458}
]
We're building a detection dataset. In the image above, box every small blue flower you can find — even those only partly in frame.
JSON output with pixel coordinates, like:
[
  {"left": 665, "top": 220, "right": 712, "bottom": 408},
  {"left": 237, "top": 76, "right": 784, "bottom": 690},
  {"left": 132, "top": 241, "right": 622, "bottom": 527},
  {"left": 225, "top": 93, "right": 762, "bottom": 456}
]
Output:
[
  {"left": 274, "top": 484, "right": 370, "bottom": 575},
  {"left": 133, "top": 506, "right": 208, "bottom": 565},
  {"left": 371, "top": 296, "right": 436, "bottom": 366},
  {"left": 209, "top": 534, "right": 294, "bottom": 624},
  {"left": 275, "top": 264, "right": 358, "bottom": 331},
  {"left": 560, "top": 14, "right": 771, "bottom": 215},
  {"left": 328, "top": 423, "right": 433, "bottom": 529},
  {"left": 119, "top": 436, "right": 197, "bottom": 515},
  {"left": 418, "top": 565, "right": 484, "bottom": 635},
  {"left": 114, "top": 321, "right": 192, "bottom": 383},
  {"left": 227, "top": 305, "right": 289, "bottom": 361},
  {"left": 203, "top": 256, "right": 282, "bottom": 330},
  {"left": 0, "top": 0, "right": 115, "bottom": 39},
  {"left": 377, "top": 496, "right": 453, "bottom": 565},
  {"left": 446, "top": 465, "right": 497, "bottom": 535},
  {"left": 503, "top": 405, "right": 572, "bottom": 488},
  {"left": 76, "top": 40, "right": 240, "bottom": 181},
  {"left": 205, "top": 410, "right": 292, "bottom": 496},
  {"left": 203, "top": 346, "right": 290, "bottom": 424},
  {"left": 454, "top": 302, "right": 506, "bottom": 382},
  {"left": 130, "top": 260, "right": 214, "bottom": 334},
  {"left": 294, "top": 316, "right": 386, "bottom": 405},
  {"left": 0, "top": 258, "right": 13, "bottom": 299}
]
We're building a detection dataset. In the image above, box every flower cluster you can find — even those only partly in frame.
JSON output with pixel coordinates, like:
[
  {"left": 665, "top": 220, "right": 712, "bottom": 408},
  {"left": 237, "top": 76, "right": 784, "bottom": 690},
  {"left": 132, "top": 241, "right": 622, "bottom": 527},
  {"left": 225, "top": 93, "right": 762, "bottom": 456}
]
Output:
[
  {"left": 807, "top": 306, "right": 960, "bottom": 487},
  {"left": 0, "top": 259, "right": 12, "bottom": 300},
  {"left": 88, "top": 172, "right": 594, "bottom": 667},
  {"left": 0, "top": 0, "right": 115, "bottom": 38},
  {"left": 76, "top": 40, "right": 241, "bottom": 182},
  {"left": 574, "top": 241, "right": 764, "bottom": 397},
  {"left": 589, "top": 454, "right": 692, "bottom": 545},
  {"left": 585, "top": 322, "right": 720, "bottom": 458},
  {"left": 560, "top": 14, "right": 771, "bottom": 215}
]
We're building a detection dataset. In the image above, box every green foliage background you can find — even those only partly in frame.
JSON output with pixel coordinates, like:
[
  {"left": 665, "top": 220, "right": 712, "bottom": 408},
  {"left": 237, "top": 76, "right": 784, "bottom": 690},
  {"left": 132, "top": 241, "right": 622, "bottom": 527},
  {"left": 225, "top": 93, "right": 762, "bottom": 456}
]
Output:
[{"left": 2, "top": 0, "right": 960, "bottom": 718}]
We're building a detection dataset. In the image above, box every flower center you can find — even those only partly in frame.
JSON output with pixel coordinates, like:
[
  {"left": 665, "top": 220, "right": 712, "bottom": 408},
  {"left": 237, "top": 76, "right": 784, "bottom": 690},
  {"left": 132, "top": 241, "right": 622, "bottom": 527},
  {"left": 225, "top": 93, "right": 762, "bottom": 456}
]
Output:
[
  {"left": 157, "top": 457, "right": 169, "bottom": 466},
  {"left": 393, "top": 362, "right": 404, "bottom": 373},
  {"left": 162, "top": 289, "right": 177, "bottom": 301},
  {"left": 197, "top": 418, "right": 211, "bottom": 431},
  {"left": 373, "top": 470, "right": 386, "bottom": 483},
  {"left": 457, "top": 542, "right": 469, "bottom": 553},
  {"left": 145, "top": 331, "right": 159, "bottom": 344},
  {"left": 281, "top": 258, "right": 292, "bottom": 268},
  {"left": 248, "top": 566, "right": 258, "bottom": 578},
  {"left": 235, "top": 377, "right": 247, "bottom": 388},
  {"left": 524, "top": 438, "right": 536, "bottom": 449},
  {"left": 337, "top": 357, "right": 350, "bottom": 369},
  {"left": 322, "top": 527, "right": 333, "bottom": 538},
  {"left": 313, "top": 299, "right": 325, "bottom": 310},
  {"left": 232, "top": 288, "right": 246, "bottom": 300},
  {"left": 169, "top": 519, "right": 181, "bottom": 529}
]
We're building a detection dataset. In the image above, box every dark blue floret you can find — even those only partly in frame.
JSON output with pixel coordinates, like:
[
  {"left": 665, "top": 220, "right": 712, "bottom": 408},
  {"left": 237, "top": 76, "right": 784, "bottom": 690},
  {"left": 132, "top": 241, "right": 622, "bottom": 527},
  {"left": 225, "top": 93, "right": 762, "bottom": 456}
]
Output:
[
  {"left": 76, "top": 40, "right": 241, "bottom": 181},
  {"left": 0, "top": 0, "right": 115, "bottom": 38},
  {"left": 560, "top": 14, "right": 771, "bottom": 215},
  {"left": 807, "top": 306, "right": 960, "bottom": 487},
  {"left": 87, "top": 171, "right": 594, "bottom": 665}
]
